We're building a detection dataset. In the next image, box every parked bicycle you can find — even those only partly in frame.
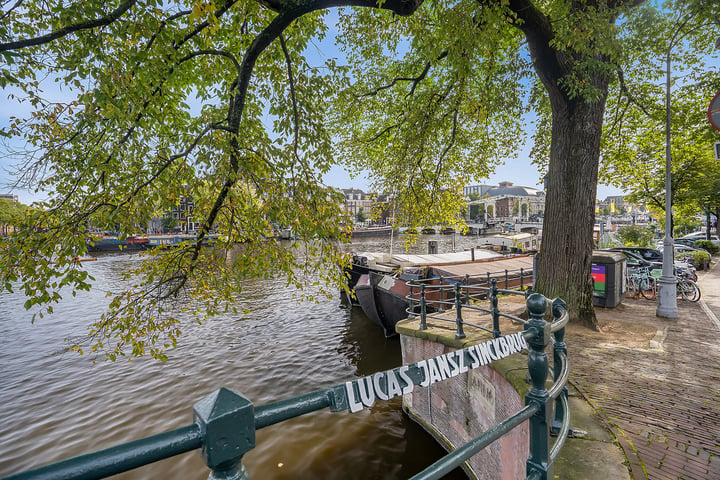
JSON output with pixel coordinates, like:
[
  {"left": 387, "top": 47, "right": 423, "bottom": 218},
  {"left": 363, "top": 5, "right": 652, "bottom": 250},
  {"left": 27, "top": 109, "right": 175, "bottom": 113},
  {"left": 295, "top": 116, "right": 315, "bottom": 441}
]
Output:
[
  {"left": 626, "top": 267, "right": 700, "bottom": 303},
  {"left": 677, "top": 272, "right": 701, "bottom": 302},
  {"left": 626, "top": 266, "right": 656, "bottom": 300}
]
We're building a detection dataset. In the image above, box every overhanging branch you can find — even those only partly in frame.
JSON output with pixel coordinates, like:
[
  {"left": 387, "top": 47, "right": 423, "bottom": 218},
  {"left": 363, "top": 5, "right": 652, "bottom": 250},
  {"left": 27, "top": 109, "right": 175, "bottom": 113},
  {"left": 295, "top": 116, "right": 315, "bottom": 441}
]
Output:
[
  {"left": 360, "top": 51, "right": 448, "bottom": 98},
  {"left": 0, "top": 0, "right": 138, "bottom": 52}
]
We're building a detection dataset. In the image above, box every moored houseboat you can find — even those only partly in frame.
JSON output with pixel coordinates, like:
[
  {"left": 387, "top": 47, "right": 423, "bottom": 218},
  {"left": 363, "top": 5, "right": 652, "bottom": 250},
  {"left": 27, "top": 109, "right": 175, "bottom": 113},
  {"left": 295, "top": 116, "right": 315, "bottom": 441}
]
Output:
[
  {"left": 477, "top": 232, "right": 540, "bottom": 253},
  {"left": 351, "top": 226, "right": 395, "bottom": 237},
  {"left": 345, "top": 249, "right": 534, "bottom": 337},
  {"left": 86, "top": 235, "right": 149, "bottom": 252}
]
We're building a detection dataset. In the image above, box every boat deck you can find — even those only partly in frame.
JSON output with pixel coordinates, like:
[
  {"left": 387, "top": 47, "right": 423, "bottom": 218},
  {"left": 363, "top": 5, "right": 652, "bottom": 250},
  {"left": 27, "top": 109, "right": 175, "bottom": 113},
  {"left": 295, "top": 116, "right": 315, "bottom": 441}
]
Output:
[
  {"left": 381, "top": 249, "right": 503, "bottom": 268},
  {"left": 429, "top": 255, "right": 534, "bottom": 278}
]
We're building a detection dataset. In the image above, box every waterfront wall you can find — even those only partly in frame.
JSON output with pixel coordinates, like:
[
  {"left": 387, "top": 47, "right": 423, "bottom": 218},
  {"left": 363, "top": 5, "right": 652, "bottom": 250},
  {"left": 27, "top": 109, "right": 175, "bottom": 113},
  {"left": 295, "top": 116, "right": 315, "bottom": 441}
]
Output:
[{"left": 397, "top": 320, "right": 530, "bottom": 480}]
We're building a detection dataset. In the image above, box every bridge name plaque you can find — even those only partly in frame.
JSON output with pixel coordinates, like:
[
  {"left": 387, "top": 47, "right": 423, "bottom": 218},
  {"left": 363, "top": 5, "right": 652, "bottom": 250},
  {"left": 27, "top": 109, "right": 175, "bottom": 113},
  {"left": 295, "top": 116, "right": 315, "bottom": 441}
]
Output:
[{"left": 343, "top": 332, "right": 528, "bottom": 413}]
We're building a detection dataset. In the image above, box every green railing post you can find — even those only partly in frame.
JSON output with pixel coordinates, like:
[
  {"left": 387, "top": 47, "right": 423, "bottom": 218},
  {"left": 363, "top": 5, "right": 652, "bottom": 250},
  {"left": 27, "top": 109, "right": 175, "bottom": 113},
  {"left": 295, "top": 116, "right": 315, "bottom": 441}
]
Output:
[
  {"left": 464, "top": 274, "right": 470, "bottom": 305},
  {"left": 520, "top": 268, "right": 525, "bottom": 290},
  {"left": 504, "top": 269, "right": 509, "bottom": 289},
  {"left": 438, "top": 277, "right": 445, "bottom": 313},
  {"left": 420, "top": 283, "right": 427, "bottom": 331},
  {"left": 551, "top": 299, "right": 571, "bottom": 437},
  {"left": 454, "top": 282, "right": 463, "bottom": 336},
  {"left": 491, "top": 279, "right": 501, "bottom": 338},
  {"left": 525, "top": 294, "right": 552, "bottom": 480},
  {"left": 408, "top": 283, "right": 416, "bottom": 319},
  {"left": 194, "top": 388, "right": 256, "bottom": 480}
]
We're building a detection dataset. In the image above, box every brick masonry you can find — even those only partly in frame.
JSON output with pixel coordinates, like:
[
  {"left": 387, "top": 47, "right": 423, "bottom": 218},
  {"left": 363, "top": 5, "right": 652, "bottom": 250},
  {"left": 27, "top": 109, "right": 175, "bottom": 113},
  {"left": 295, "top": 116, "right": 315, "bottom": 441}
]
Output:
[{"left": 399, "top": 331, "right": 529, "bottom": 480}]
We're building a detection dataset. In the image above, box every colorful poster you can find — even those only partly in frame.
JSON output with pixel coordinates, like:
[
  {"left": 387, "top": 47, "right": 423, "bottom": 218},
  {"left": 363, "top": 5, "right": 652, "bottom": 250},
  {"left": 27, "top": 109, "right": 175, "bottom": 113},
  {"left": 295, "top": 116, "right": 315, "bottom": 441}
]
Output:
[{"left": 592, "top": 264, "right": 606, "bottom": 297}]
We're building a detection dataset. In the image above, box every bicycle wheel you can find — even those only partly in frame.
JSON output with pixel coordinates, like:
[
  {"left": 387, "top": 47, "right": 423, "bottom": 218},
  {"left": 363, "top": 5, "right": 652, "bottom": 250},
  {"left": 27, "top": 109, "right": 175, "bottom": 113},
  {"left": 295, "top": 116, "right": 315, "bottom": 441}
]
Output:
[
  {"left": 625, "top": 277, "right": 638, "bottom": 297},
  {"left": 640, "top": 276, "right": 656, "bottom": 299},
  {"left": 679, "top": 279, "right": 701, "bottom": 302}
]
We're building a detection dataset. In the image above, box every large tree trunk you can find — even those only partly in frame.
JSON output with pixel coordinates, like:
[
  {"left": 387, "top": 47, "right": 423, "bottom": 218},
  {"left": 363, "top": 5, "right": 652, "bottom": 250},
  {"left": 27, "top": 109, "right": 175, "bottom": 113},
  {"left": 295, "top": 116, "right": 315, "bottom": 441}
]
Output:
[
  {"left": 535, "top": 96, "right": 605, "bottom": 330},
  {"left": 506, "top": 0, "right": 614, "bottom": 330}
]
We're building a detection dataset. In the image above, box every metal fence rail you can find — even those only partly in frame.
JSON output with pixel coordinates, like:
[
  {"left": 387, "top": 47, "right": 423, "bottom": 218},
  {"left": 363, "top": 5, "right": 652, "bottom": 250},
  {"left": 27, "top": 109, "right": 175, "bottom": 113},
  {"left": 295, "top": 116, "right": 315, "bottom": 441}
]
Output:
[
  {"left": 408, "top": 276, "right": 530, "bottom": 339},
  {"left": 410, "top": 293, "right": 570, "bottom": 480},
  {"left": 3, "top": 292, "right": 569, "bottom": 480}
]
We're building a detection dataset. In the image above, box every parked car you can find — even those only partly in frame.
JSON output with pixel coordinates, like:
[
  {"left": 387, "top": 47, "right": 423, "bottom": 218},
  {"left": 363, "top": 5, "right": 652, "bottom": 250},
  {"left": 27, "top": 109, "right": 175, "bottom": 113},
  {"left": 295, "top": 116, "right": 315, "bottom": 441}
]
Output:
[
  {"left": 604, "top": 249, "right": 660, "bottom": 270},
  {"left": 607, "top": 247, "right": 663, "bottom": 263},
  {"left": 675, "top": 238, "right": 699, "bottom": 248},
  {"left": 655, "top": 239, "right": 715, "bottom": 254},
  {"left": 680, "top": 232, "right": 720, "bottom": 246},
  {"left": 657, "top": 244, "right": 711, "bottom": 269},
  {"left": 658, "top": 243, "right": 710, "bottom": 258},
  {"left": 681, "top": 231, "right": 717, "bottom": 240},
  {"left": 603, "top": 249, "right": 696, "bottom": 279}
]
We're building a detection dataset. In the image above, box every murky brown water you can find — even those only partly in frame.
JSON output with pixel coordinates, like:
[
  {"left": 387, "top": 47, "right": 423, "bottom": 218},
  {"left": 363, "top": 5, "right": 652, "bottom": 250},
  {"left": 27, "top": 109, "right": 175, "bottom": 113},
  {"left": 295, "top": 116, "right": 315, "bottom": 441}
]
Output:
[{"left": 0, "top": 234, "right": 482, "bottom": 479}]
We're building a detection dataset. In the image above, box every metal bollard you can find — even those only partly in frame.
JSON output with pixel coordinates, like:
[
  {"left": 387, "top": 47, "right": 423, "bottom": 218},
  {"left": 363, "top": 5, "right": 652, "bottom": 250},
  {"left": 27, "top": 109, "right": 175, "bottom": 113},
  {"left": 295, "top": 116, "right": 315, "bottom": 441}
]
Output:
[
  {"left": 194, "top": 388, "right": 256, "bottom": 480},
  {"left": 438, "top": 277, "right": 445, "bottom": 313},
  {"left": 464, "top": 274, "right": 470, "bottom": 305},
  {"left": 408, "top": 283, "right": 416, "bottom": 319},
  {"left": 420, "top": 283, "right": 427, "bottom": 331},
  {"left": 454, "top": 283, "right": 465, "bottom": 339}
]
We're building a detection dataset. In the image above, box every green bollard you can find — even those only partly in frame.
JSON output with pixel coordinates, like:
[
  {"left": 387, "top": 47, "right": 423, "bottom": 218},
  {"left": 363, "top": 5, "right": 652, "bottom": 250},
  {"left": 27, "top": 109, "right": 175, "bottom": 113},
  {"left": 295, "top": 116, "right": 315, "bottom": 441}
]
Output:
[
  {"left": 454, "top": 283, "right": 465, "bottom": 339},
  {"left": 194, "top": 388, "right": 256, "bottom": 480},
  {"left": 420, "top": 283, "right": 427, "bottom": 330},
  {"left": 490, "top": 279, "right": 500, "bottom": 338}
]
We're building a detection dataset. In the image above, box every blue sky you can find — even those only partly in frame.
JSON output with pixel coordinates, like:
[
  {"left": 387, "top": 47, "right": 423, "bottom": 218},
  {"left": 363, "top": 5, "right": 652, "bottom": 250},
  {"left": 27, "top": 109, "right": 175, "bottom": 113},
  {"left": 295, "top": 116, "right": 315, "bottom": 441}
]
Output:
[{"left": 0, "top": 85, "right": 37, "bottom": 204}]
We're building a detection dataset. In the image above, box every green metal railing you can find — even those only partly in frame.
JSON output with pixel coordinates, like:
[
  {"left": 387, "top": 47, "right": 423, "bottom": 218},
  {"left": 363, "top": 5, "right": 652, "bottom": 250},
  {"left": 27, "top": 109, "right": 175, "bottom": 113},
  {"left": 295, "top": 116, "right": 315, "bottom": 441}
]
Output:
[
  {"left": 407, "top": 273, "right": 531, "bottom": 340},
  {"left": 2, "top": 292, "right": 569, "bottom": 480},
  {"left": 409, "top": 292, "right": 570, "bottom": 480}
]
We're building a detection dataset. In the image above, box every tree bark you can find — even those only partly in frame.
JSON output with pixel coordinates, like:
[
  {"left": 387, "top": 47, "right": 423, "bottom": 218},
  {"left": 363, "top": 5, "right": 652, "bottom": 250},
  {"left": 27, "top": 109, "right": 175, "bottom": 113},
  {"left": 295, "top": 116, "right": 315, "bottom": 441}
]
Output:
[
  {"left": 505, "top": 0, "right": 612, "bottom": 329},
  {"left": 535, "top": 97, "right": 605, "bottom": 330}
]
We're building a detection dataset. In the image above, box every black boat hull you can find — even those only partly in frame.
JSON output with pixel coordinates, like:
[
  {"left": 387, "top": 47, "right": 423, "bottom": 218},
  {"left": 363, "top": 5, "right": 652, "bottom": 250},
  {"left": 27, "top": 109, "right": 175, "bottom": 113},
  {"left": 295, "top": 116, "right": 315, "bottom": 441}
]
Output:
[{"left": 352, "top": 271, "right": 412, "bottom": 337}]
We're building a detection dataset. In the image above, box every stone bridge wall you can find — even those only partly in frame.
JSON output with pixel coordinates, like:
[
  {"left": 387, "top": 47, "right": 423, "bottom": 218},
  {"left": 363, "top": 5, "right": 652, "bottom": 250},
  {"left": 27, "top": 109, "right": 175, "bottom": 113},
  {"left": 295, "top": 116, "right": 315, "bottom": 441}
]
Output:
[{"left": 396, "top": 319, "right": 530, "bottom": 480}]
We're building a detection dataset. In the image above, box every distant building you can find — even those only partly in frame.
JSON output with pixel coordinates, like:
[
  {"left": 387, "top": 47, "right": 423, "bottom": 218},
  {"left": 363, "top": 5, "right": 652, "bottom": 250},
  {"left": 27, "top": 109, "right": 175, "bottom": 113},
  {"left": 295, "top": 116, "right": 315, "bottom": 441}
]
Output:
[
  {"left": 171, "top": 196, "right": 199, "bottom": 234},
  {"left": 339, "top": 188, "right": 394, "bottom": 224},
  {"left": 148, "top": 195, "right": 201, "bottom": 234},
  {"left": 463, "top": 185, "right": 494, "bottom": 197},
  {"left": 341, "top": 188, "right": 372, "bottom": 217},
  {"left": 596, "top": 195, "right": 650, "bottom": 223},
  {"left": 602, "top": 195, "right": 626, "bottom": 212},
  {"left": 466, "top": 181, "right": 545, "bottom": 221},
  {"left": 0, "top": 194, "right": 18, "bottom": 202}
]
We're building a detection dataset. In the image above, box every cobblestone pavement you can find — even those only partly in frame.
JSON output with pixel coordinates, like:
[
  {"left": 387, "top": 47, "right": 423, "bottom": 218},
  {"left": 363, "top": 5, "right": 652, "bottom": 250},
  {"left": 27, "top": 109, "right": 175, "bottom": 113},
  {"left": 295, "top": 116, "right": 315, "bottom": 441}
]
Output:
[{"left": 568, "top": 289, "right": 720, "bottom": 479}]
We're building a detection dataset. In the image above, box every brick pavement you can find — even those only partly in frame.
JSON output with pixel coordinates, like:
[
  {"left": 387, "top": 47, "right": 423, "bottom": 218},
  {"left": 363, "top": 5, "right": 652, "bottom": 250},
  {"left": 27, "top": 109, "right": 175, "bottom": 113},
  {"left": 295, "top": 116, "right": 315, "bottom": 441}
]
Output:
[{"left": 568, "top": 296, "right": 720, "bottom": 480}]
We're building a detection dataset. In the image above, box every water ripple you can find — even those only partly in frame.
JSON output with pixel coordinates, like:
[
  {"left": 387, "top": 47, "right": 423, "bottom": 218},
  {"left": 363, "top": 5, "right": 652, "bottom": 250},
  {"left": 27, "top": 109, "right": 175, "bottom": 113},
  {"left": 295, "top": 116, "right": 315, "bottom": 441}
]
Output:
[{"left": 0, "top": 237, "right": 475, "bottom": 479}]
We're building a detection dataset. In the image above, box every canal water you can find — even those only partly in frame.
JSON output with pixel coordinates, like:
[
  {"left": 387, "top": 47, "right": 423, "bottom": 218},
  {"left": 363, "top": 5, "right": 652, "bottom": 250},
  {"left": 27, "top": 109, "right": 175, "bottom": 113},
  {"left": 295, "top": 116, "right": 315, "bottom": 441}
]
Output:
[{"left": 0, "top": 233, "right": 485, "bottom": 480}]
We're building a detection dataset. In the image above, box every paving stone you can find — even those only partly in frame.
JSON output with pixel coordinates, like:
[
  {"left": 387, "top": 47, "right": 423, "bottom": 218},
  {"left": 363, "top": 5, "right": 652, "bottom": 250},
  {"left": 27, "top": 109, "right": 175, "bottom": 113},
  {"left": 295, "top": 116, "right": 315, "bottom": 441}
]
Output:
[{"left": 566, "top": 273, "right": 720, "bottom": 480}]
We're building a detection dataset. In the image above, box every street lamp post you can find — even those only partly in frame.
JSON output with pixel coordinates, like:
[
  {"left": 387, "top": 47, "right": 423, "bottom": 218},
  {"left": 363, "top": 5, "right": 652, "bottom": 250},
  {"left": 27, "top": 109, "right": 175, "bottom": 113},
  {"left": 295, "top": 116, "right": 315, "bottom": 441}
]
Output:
[{"left": 656, "top": 38, "right": 679, "bottom": 318}]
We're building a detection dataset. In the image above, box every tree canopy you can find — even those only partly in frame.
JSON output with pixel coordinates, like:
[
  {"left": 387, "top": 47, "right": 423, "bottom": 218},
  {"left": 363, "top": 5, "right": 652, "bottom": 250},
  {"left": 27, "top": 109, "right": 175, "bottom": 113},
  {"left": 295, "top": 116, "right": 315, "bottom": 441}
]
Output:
[
  {"left": 0, "top": 197, "right": 31, "bottom": 234},
  {"left": 600, "top": 3, "right": 720, "bottom": 232},
  {"left": 2, "top": 0, "right": 720, "bottom": 359}
]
